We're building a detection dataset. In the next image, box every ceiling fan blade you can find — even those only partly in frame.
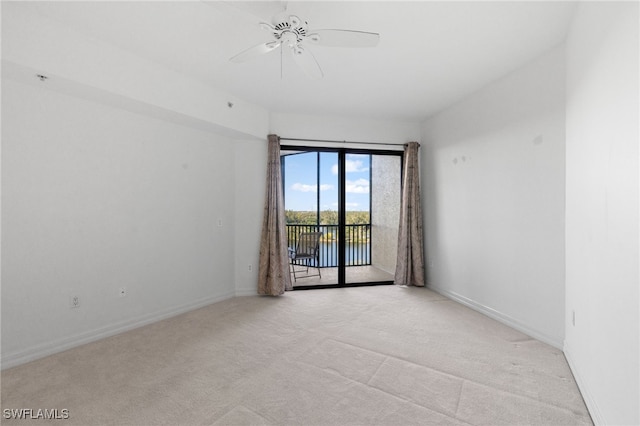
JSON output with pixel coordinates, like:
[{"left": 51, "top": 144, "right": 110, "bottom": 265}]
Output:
[
  {"left": 229, "top": 41, "right": 281, "bottom": 63},
  {"left": 292, "top": 47, "right": 324, "bottom": 79},
  {"left": 306, "top": 30, "right": 379, "bottom": 48}
]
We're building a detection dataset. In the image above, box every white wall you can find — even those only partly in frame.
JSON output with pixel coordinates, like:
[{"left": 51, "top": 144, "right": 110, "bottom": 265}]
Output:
[
  {"left": 1, "top": 2, "right": 273, "bottom": 368},
  {"left": 1, "top": 79, "right": 237, "bottom": 368},
  {"left": 2, "top": 3, "right": 269, "bottom": 139},
  {"left": 564, "top": 2, "right": 639, "bottom": 425},
  {"left": 421, "top": 46, "right": 566, "bottom": 348},
  {"left": 234, "top": 140, "right": 267, "bottom": 296},
  {"left": 270, "top": 112, "right": 421, "bottom": 148}
]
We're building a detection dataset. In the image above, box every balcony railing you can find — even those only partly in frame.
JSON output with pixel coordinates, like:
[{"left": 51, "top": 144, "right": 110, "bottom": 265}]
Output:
[{"left": 286, "top": 224, "right": 371, "bottom": 268}]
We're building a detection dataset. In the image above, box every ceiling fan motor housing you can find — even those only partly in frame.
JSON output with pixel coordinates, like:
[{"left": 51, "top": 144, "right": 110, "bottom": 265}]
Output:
[{"left": 272, "top": 14, "right": 308, "bottom": 44}]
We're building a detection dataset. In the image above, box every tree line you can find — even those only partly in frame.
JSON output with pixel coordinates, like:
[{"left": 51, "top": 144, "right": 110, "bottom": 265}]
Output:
[{"left": 285, "top": 210, "right": 370, "bottom": 225}]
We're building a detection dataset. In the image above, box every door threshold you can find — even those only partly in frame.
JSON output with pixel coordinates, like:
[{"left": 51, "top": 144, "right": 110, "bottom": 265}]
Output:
[{"left": 292, "top": 281, "right": 394, "bottom": 291}]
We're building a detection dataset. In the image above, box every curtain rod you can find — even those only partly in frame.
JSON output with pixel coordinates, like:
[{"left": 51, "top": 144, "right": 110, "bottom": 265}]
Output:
[{"left": 279, "top": 137, "right": 410, "bottom": 147}]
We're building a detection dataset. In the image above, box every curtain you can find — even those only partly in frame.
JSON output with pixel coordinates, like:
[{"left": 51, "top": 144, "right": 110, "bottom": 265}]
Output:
[
  {"left": 394, "top": 142, "right": 426, "bottom": 287},
  {"left": 257, "top": 134, "right": 292, "bottom": 295}
]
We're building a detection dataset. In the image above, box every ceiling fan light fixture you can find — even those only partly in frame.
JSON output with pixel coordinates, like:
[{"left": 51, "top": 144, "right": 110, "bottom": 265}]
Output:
[
  {"left": 281, "top": 32, "right": 298, "bottom": 48},
  {"left": 289, "top": 15, "right": 301, "bottom": 27},
  {"left": 229, "top": 11, "right": 379, "bottom": 78}
]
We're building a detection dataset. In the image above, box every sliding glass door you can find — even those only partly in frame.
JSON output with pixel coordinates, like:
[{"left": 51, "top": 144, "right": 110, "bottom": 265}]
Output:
[{"left": 281, "top": 146, "right": 402, "bottom": 288}]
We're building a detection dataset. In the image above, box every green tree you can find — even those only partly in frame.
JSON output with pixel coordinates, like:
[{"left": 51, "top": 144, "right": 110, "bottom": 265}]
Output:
[
  {"left": 346, "top": 211, "right": 370, "bottom": 225},
  {"left": 285, "top": 210, "right": 316, "bottom": 224},
  {"left": 320, "top": 210, "right": 338, "bottom": 225},
  {"left": 286, "top": 209, "right": 370, "bottom": 228}
]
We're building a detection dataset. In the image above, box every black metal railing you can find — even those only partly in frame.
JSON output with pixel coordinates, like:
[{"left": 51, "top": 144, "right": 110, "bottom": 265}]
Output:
[{"left": 286, "top": 224, "right": 371, "bottom": 268}]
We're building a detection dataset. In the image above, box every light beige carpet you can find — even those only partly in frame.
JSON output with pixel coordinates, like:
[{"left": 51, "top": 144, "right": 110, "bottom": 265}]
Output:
[{"left": 1, "top": 286, "right": 592, "bottom": 425}]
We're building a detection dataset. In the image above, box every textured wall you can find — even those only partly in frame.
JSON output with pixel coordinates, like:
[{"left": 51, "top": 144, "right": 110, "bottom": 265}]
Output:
[{"left": 371, "top": 155, "right": 401, "bottom": 274}]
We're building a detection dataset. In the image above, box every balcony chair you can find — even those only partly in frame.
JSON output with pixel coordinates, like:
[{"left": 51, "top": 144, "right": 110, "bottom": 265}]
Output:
[{"left": 288, "top": 232, "right": 323, "bottom": 282}]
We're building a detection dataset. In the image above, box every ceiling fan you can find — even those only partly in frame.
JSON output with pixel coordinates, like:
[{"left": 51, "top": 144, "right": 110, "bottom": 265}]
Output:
[{"left": 229, "top": 11, "right": 380, "bottom": 79}]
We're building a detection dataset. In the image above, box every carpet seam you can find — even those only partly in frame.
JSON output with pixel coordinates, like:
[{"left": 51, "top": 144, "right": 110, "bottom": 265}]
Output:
[
  {"left": 300, "top": 359, "right": 473, "bottom": 426},
  {"left": 365, "top": 357, "right": 389, "bottom": 387},
  {"left": 453, "top": 379, "right": 465, "bottom": 418},
  {"left": 325, "top": 337, "right": 589, "bottom": 418}
]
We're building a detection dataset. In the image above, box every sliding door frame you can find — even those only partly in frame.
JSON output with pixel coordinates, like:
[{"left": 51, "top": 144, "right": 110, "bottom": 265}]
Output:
[{"left": 281, "top": 144, "right": 403, "bottom": 290}]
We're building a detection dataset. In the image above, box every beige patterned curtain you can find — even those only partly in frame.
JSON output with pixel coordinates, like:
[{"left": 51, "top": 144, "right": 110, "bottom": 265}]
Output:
[
  {"left": 257, "top": 134, "right": 292, "bottom": 295},
  {"left": 394, "top": 142, "right": 426, "bottom": 286}
]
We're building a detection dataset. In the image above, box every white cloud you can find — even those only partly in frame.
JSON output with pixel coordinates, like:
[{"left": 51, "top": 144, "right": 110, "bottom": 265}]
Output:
[
  {"left": 346, "top": 178, "right": 369, "bottom": 194},
  {"left": 331, "top": 202, "right": 359, "bottom": 208},
  {"left": 331, "top": 159, "right": 369, "bottom": 175},
  {"left": 291, "top": 183, "right": 333, "bottom": 192}
]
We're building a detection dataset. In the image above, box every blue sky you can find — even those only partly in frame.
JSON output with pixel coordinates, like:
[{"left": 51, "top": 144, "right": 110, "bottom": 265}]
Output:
[{"left": 283, "top": 152, "right": 370, "bottom": 211}]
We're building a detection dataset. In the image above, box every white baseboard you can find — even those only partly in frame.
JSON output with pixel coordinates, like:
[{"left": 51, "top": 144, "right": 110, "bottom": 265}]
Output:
[
  {"left": 427, "top": 284, "right": 563, "bottom": 349},
  {"left": 235, "top": 287, "right": 258, "bottom": 296},
  {"left": 1, "top": 291, "right": 236, "bottom": 370},
  {"left": 563, "top": 345, "right": 602, "bottom": 425}
]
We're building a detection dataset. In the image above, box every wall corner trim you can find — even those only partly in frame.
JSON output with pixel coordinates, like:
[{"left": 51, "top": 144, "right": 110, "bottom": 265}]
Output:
[{"left": 564, "top": 346, "right": 603, "bottom": 425}]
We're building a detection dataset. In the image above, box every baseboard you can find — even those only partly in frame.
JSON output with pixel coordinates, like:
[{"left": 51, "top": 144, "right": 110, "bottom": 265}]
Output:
[
  {"left": 1, "top": 291, "right": 236, "bottom": 370},
  {"left": 563, "top": 345, "right": 603, "bottom": 425},
  {"left": 235, "top": 288, "right": 258, "bottom": 296},
  {"left": 427, "top": 284, "right": 564, "bottom": 349}
]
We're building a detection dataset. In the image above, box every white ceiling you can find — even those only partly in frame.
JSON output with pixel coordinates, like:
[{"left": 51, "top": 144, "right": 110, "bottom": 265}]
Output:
[{"left": 19, "top": 1, "right": 577, "bottom": 122}]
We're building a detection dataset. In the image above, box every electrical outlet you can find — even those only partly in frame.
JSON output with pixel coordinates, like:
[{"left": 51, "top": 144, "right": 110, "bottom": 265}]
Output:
[
  {"left": 248, "top": 264, "right": 252, "bottom": 271},
  {"left": 69, "top": 295, "right": 80, "bottom": 309},
  {"left": 217, "top": 219, "right": 223, "bottom": 227},
  {"left": 119, "top": 287, "right": 127, "bottom": 298}
]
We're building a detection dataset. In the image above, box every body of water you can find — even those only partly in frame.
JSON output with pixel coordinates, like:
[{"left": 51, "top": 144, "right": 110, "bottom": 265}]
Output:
[{"left": 313, "top": 241, "right": 370, "bottom": 267}]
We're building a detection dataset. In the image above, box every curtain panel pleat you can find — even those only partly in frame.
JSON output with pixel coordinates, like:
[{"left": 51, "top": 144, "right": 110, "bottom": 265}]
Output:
[
  {"left": 257, "top": 134, "right": 292, "bottom": 295},
  {"left": 394, "top": 142, "right": 426, "bottom": 287}
]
